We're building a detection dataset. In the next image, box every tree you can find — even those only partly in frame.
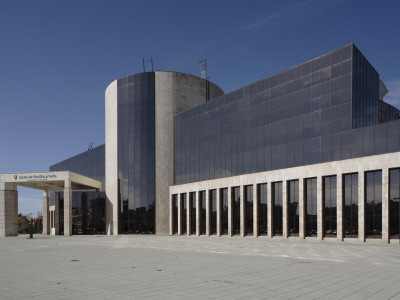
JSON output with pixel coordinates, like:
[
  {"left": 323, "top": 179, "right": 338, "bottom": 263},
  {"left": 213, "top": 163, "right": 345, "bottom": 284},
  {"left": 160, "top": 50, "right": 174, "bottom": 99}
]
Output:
[{"left": 12, "top": 214, "right": 35, "bottom": 239}]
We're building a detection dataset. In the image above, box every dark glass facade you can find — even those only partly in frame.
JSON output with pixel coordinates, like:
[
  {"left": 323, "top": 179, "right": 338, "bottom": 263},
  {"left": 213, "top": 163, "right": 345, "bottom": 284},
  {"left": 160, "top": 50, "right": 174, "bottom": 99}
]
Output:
[
  {"left": 389, "top": 169, "right": 400, "bottom": 239},
  {"left": 181, "top": 193, "right": 187, "bottom": 235},
  {"left": 232, "top": 187, "right": 240, "bottom": 235},
  {"left": 172, "top": 194, "right": 178, "bottom": 234},
  {"left": 323, "top": 176, "right": 337, "bottom": 238},
  {"left": 52, "top": 191, "right": 105, "bottom": 235},
  {"left": 71, "top": 191, "right": 105, "bottom": 235},
  {"left": 50, "top": 146, "right": 106, "bottom": 235},
  {"left": 175, "top": 44, "right": 400, "bottom": 186},
  {"left": 210, "top": 189, "right": 217, "bottom": 234},
  {"left": 343, "top": 173, "right": 358, "bottom": 238},
  {"left": 305, "top": 178, "right": 317, "bottom": 237},
  {"left": 365, "top": 170, "right": 382, "bottom": 239},
  {"left": 200, "top": 191, "right": 206, "bottom": 235},
  {"left": 118, "top": 73, "right": 155, "bottom": 234},
  {"left": 189, "top": 192, "right": 196, "bottom": 235},
  {"left": 221, "top": 188, "right": 228, "bottom": 235},
  {"left": 272, "top": 182, "right": 282, "bottom": 236},
  {"left": 50, "top": 144, "right": 105, "bottom": 186},
  {"left": 258, "top": 183, "right": 268, "bottom": 236},
  {"left": 288, "top": 180, "right": 299, "bottom": 237},
  {"left": 245, "top": 185, "right": 253, "bottom": 235},
  {"left": 379, "top": 101, "right": 400, "bottom": 124},
  {"left": 352, "top": 46, "right": 379, "bottom": 128}
]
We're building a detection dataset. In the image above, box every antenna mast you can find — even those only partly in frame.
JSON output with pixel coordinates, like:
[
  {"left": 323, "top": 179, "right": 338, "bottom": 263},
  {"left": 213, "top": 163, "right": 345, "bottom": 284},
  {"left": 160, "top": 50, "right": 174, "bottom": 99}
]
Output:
[
  {"left": 142, "top": 57, "right": 154, "bottom": 72},
  {"left": 198, "top": 52, "right": 208, "bottom": 80}
]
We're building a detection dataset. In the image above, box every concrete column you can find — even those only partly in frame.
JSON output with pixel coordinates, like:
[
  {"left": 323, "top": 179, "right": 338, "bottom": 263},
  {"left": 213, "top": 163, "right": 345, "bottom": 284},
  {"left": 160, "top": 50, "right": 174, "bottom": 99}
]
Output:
[
  {"left": 228, "top": 187, "right": 232, "bottom": 237},
  {"left": 282, "top": 180, "right": 288, "bottom": 238},
  {"left": 187, "top": 193, "right": 191, "bottom": 236},
  {"left": 206, "top": 190, "right": 210, "bottom": 236},
  {"left": 64, "top": 180, "right": 72, "bottom": 236},
  {"left": 337, "top": 174, "right": 343, "bottom": 241},
  {"left": 253, "top": 184, "right": 259, "bottom": 237},
  {"left": 216, "top": 189, "right": 221, "bottom": 237},
  {"left": 154, "top": 72, "right": 223, "bottom": 235},
  {"left": 358, "top": 171, "right": 365, "bottom": 242},
  {"left": 268, "top": 182, "right": 273, "bottom": 238},
  {"left": 299, "top": 178, "right": 305, "bottom": 239},
  {"left": 177, "top": 194, "right": 182, "bottom": 235},
  {"left": 382, "top": 168, "right": 389, "bottom": 243},
  {"left": 196, "top": 191, "right": 200, "bottom": 236},
  {"left": 43, "top": 190, "right": 50, "bottom": 235},
  {"left": 54, "top": 192, "right": 60, "bottom": 235},
  {"left": 0, "top": 183, "right": 18, "bottom": 237},
  {"left": 240, "top": 185, "right": 245, "bottom": 237},
  {"left": 105, "top": 80, "right": 118, "bottom": 236},
  {"left": 317, "top": 176, "right": 323, "bottom": 240},
  {"left": 169, "top": 195, "right": 173, "bottom": 235}
]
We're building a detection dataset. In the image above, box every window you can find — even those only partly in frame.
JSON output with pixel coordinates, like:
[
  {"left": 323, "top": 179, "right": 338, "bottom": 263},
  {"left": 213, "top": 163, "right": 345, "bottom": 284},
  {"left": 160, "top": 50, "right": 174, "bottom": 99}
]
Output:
[
  {"left": 323, "top": 176, "right": 337, "bottom": 237},
  {"left": 288, "top": 180, "right": 299, "bottom": 236}
]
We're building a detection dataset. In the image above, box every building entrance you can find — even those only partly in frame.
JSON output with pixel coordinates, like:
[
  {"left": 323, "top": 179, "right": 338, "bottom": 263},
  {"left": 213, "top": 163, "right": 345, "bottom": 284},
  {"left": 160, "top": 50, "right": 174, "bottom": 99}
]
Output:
[{"left": 0, "top": 171, "right": 101, "bottom": 237}]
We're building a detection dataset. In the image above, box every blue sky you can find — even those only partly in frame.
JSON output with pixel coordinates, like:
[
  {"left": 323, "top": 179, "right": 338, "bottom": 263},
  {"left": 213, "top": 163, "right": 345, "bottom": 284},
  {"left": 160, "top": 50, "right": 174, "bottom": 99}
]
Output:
[{"left": 1, "top": 0, "right": 400, "bottom": 215}]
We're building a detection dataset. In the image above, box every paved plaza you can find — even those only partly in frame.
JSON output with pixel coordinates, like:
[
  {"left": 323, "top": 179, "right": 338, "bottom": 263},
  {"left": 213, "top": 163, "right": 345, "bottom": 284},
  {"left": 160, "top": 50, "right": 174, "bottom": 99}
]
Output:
[{"left": 0, "top": 235, "right": 400, "bottom": 299}]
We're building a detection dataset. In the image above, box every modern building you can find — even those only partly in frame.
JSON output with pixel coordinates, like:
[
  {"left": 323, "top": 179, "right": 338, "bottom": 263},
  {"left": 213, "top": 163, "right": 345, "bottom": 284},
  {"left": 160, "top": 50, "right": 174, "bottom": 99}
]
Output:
[
  {"left": 48, "top": 72, "right": 224, "bottom": 236},
  {"left": 1, "top": 43, "right": 399, "bottom": 243},
  {"left": 170, "top": 43, "right": 400, "bottom": 243}
]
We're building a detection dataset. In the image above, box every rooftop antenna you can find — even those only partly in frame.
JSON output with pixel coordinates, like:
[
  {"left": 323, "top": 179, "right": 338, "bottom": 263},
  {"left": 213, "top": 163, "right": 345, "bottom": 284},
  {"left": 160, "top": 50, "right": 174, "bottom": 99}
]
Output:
[
  {"left": 198, "top": 52, "right": 209, "bottom": 80},
  {"left": 88, "top": 141, "right": 94, "bottom": 151},
  {"left": 143, "top": 57, "right": 154, "bottom": 72}
]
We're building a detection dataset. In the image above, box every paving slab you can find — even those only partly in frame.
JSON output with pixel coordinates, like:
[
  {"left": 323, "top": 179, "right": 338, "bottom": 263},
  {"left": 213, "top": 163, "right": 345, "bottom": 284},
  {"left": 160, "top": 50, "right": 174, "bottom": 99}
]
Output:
[{"left": 0, "top": 235, "right": 399, "bottom": 299}]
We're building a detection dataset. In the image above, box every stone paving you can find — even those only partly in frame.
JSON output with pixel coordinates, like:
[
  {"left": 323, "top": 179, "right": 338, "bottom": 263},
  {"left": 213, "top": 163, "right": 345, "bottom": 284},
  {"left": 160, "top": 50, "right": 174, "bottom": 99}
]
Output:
[{"left": 0, "top": 235, "right": 400, "bottom": 299}]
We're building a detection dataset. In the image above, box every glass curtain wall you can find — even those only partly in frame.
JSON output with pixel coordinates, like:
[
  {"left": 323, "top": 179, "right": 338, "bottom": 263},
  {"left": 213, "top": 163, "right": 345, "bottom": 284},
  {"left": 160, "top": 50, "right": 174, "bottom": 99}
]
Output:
[
  {"left": 181, "top": 193, "right": 187, "bottom": 235},
  {"left": 323, "top": 176, "right": 337, "bottom": 237},
  {"left": 172, "top": 194, "right": 178, "bottom": 234},
  {"left": 200, "top": 191, "right": 207, "bottom": 235},
  {"left": 343, "top": 173, "right": 358, "bottom": 238},
  {"left": 174, "top": 44, "right": 394, "bottom": 186},
  {"left": 54, "top": 191, "right": 105, "bottom": 235},
  {"left": 258, "top": 184, "right": 268, "bottom": 236},
  {"left": 118, "top": 73, "right": 155, "bottom": 234},
  {"left": 59, "top": 193, "right": 64, "bottom": 235},
  {"left": 389, "top": 169, "right": 400, "bottom": 239},
  {"left": 232, "top": 187, "right": 240, "bottom": 235},
  {"left": 189, "top": 192, "right": 196, "bottom": 235},
  {"left": 72, "top": 192, "right": 83, "bottom": 235},
  {"left": 50, "top": 144, "right": 105, "bottom": 187},
  {"left": 210, "top": 190, "right": 217, "bottom": 234},
  {"left": 365, "top": 171, "right": 382, "bottom": 239},
  {"left": 305, "top": 178, "right": 318, "bottom": 237},
  {"left": 288, "top": 180, "right": 299, "bottom": 236},
  {"left": 272, "top": 182, "right": 283, "bottom": 236},
  {"left": 221, "top": 188, "right": 229, "bottom": 235},
  {"left": 245, "top": 185, "right": 253, "bottom": 235},
  {"left": 352, "top": 45, "right": 380, "bottom": 128}
]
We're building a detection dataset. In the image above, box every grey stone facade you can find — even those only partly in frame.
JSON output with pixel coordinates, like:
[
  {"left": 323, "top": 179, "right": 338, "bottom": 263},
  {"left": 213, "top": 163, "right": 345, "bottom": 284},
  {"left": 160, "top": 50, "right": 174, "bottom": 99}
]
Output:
[{"left": 170, "top": 152, "right": 399, "bottom": 243}]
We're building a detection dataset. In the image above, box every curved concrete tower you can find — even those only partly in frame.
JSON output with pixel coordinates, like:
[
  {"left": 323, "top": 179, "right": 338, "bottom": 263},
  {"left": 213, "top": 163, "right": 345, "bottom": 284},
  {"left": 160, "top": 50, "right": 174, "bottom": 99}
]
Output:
[{"left": 105, "top": 71, "right": 224, "bottom": 235}]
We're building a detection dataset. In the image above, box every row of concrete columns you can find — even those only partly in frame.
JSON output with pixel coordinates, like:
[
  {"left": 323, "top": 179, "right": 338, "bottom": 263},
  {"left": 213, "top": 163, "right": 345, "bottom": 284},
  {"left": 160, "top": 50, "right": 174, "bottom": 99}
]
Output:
[
  {"left": 170, "top": 168, "right": 391, "bottom": 243},
  {"left": 42, "top": 180, "right": 73, "bottom": 236}
]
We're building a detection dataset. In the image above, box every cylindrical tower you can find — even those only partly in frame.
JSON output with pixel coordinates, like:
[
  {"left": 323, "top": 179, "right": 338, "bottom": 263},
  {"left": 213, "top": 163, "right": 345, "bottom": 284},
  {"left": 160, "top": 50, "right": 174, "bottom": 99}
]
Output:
[{"left": 105, "top": 71, "right": 223, "bottom": 235}]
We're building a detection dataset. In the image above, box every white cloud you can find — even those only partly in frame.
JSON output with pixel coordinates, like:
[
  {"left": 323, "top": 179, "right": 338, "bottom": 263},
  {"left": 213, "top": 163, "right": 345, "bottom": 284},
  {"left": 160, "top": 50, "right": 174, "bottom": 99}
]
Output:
[
  {"left": 384, "top": 78, "right": 400, "bottom": 109},
  {"left": 243, "top": 0, "right": 341, "bottom": 31}
]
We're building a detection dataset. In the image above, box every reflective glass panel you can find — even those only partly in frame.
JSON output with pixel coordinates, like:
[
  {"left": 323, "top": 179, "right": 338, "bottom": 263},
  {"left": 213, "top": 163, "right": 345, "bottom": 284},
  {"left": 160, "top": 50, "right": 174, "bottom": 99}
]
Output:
[{"left": 288, "top": 180, "right": 299, "bottom": 236}]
